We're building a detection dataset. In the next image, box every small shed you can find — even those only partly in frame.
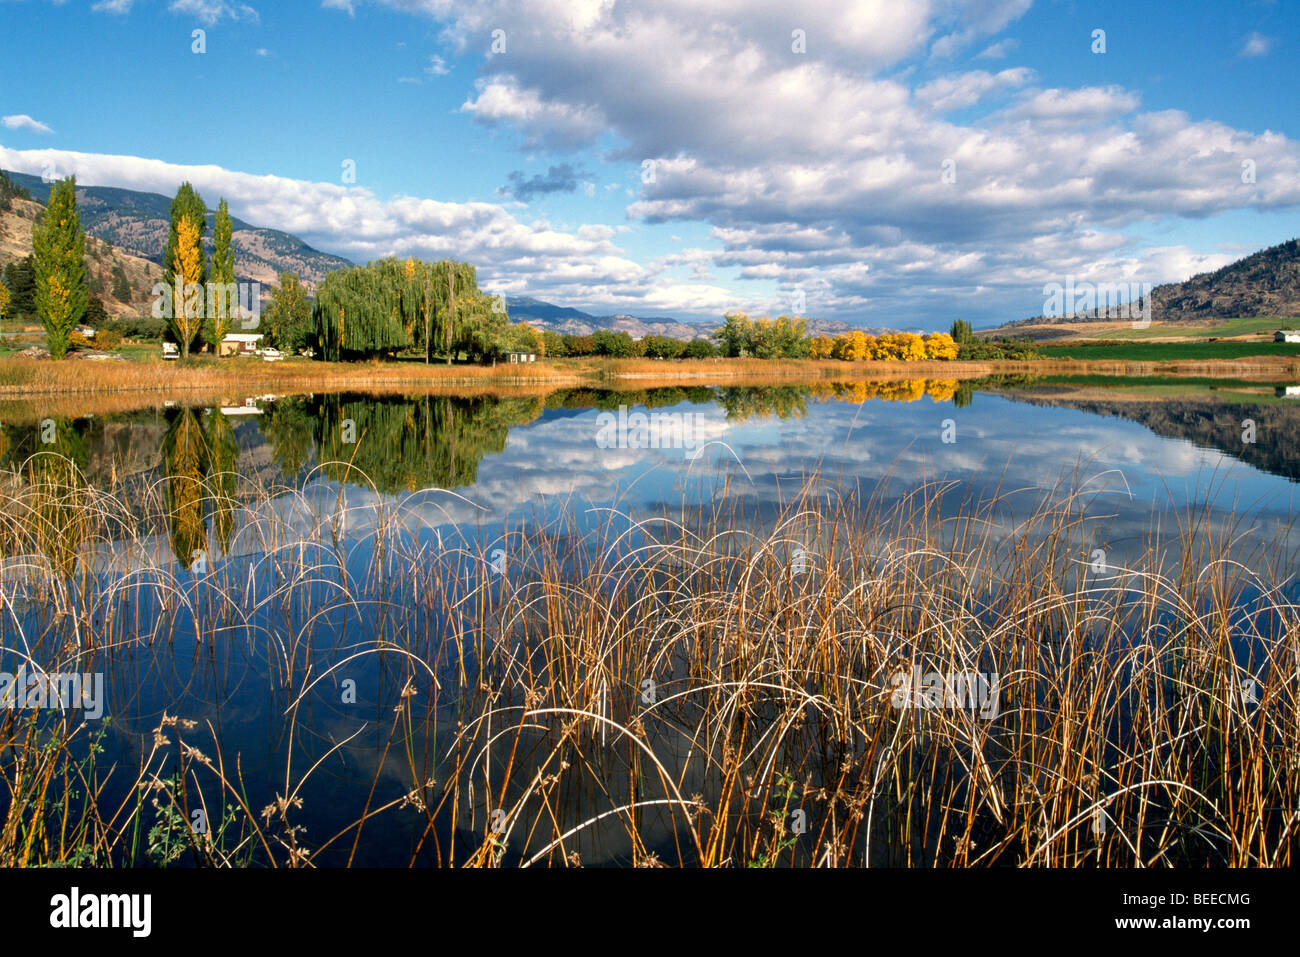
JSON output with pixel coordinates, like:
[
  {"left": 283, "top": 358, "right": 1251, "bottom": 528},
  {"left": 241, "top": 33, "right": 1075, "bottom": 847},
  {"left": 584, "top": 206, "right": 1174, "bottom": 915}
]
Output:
[
  {"left": 506, "top": 352, "right": 537, "bottom": 363},
  {"left": 1275, "top": 330, "right": 1300, "bottom": 343}
]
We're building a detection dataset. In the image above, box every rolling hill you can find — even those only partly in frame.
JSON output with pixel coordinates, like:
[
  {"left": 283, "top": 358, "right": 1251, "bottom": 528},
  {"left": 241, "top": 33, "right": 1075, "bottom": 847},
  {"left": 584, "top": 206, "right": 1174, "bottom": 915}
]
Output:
[
  {"left": 3, "top": 170, "right": 355, "bottom": 290},
  {"left": 505, "top": 296, "right": 861, "bottom": 340},
  {"left": 1, "top": 191, "right": 162, "bottom": 319},
  {"left": 997, "top": 238, "right": 1300, "bottom": 337}
]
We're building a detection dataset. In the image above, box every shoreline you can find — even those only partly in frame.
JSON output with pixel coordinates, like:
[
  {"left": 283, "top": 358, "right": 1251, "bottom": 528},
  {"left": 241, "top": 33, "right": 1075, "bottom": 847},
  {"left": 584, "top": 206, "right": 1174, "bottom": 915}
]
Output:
[{"left": 0, "top": 355, "right": 1298, "bottom": 418}]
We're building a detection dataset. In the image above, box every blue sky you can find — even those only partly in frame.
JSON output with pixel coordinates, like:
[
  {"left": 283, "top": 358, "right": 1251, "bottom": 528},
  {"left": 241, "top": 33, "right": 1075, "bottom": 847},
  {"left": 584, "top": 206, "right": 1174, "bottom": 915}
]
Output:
[{"left": 1, "top": 0, "right": 1298, "bottom": 328}]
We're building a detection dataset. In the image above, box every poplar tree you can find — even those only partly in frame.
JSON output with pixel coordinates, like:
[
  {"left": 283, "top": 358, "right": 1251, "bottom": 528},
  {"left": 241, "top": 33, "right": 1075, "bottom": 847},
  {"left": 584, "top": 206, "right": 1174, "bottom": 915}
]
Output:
[
  {"left": 31, "top": 177, "right": 88, "bottom": 360},
  {"left": 204, "top": 197, "right": 236, "bottom": 350},
  {"left": 170, "top": 216, "right": 205, "bottom": 358},
  {"left": 163, "top": 183, "right": 207, "bottom": 357}
]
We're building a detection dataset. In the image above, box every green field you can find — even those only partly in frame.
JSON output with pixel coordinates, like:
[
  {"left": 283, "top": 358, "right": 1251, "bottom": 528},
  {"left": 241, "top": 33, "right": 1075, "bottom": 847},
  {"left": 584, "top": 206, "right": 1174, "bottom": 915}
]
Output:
[
  {"left": 1021, "top": 373, "right": 1300, "bottom": 404},
  {"left": 1039, "top": 340, "right": 1300, "bottom": 361},
  {"left": 1107, "top": 316, "right": 1294, "bottom": 340}
]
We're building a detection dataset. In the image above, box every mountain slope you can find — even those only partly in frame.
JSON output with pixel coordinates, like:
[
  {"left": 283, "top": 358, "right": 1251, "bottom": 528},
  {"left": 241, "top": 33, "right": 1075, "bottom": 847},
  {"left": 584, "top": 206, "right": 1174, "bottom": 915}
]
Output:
[
  {"left": 3, "top": 170, "right": 355, "bottom": 289},
  {"left": 0, "top": 194, "right": 162, "bottom": 318},
  {"left": 1156, "top": 239, "right": 1300, "bottom": 322},
  {"left": 1000, "top": 238, "right": 1300, "bottom": 332}
]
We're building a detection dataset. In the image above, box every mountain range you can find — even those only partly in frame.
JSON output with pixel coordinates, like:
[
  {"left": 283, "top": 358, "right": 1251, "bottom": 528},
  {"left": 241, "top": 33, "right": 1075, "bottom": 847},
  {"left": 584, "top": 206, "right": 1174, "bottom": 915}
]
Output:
[
  {"left": 502, "top": 296, "right": 859, "bottom": 340},
  {"left": 4, "top": 170, "right": 353, "bottom": 290}
]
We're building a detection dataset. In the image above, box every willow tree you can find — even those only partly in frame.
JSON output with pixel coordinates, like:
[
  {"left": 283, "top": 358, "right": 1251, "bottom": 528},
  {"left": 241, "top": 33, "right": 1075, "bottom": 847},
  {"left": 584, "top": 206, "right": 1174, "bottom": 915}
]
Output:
[
  {"left": 452, "top": 291, "right": 511, "bottom": 363},
  {"left": 312, "top": 394, "right": 541, "bottom": 492},
  {"left": 31, "top": 177, "right": 88, "bottom": 360},
  {"left": 312, "top": 257, "right": 484, "bottom": 361}
]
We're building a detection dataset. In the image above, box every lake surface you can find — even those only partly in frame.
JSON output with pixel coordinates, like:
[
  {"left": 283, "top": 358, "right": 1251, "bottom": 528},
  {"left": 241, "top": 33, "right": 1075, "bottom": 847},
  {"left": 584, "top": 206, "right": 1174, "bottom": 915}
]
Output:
[{"left": 3, "top": 374, "right": 1298, "bottom": 866}]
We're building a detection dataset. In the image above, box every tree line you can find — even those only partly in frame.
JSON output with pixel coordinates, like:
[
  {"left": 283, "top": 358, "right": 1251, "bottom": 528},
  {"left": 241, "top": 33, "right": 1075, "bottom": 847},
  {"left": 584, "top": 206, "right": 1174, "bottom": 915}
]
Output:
[
  {"left": 0, "top": 175, "right": 240, "bottom": 359},
  {"left": 0, "top": 173, "right": 1036, "bottom": 364}
]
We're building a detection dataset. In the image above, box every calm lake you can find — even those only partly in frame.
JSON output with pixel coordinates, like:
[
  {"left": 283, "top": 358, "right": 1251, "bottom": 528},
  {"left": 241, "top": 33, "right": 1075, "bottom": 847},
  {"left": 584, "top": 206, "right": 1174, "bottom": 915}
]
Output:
[{"left": 2, "top": 374, "right": 1298, "bottom": 866}]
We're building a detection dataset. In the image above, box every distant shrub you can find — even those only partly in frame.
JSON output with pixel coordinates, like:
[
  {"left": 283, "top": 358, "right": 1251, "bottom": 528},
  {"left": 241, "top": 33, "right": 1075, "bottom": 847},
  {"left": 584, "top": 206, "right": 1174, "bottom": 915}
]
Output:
[
  {"left": 683, "top": 338, "right": 716, "bottom": 359},
  {"left": 958, "top": 337, "right": 1040, "bottom": 360},
  {"left": 103, "top": 315, "right": 167, "bottom": 341},
  {"left": 562, "top": 334, "right": 597, "bottom": 356},
  {"left": 93, "top": 328, "right": 123, "bottom": 351}
]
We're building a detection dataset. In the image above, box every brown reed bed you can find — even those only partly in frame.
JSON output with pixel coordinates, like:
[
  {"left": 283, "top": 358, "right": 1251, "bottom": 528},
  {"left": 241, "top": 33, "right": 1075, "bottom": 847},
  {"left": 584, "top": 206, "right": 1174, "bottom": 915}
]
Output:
[
  {"left": 0, "top": 455, "right": 1296, "bottom": 867},
  {"left": 2, "top": 353, "right": 1296, "bottom": 409}
]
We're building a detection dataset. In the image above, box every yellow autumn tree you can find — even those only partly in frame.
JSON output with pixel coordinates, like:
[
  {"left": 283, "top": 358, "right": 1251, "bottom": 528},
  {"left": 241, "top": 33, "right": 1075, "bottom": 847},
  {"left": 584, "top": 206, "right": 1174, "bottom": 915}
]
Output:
[
  {"left": 878, "top": 379, "right": 926, "bottom": 402},
  {"left": 809, "top": 335, "right": 833, "bottom": 359},
  {"left": 899, "top": 333, "right": 927, "bottom": 361},
  {"left": 832, "top": 330, "right": 871, "bottom": 361},
  {"left": 923, "top": 332, "right": 959, "bottom": 360},
  {"left": 171, "top": 215, "right": 205, "bottom": 358},
  {"left": 925, "top": 379, "right": 959, "bottom": 402}
]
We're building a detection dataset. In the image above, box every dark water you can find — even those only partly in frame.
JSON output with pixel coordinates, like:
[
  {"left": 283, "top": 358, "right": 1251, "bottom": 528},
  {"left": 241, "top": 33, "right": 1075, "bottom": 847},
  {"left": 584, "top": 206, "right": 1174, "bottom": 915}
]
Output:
[{"left": 2, "top": 375, "right": 1298, "bottom": 865}]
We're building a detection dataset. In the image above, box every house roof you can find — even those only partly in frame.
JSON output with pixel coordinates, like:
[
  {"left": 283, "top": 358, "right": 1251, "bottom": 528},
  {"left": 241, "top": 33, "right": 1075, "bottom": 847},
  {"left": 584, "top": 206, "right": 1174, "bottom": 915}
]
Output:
[{"left": 222, "top": 333, "right": 264, "bottom": 343}]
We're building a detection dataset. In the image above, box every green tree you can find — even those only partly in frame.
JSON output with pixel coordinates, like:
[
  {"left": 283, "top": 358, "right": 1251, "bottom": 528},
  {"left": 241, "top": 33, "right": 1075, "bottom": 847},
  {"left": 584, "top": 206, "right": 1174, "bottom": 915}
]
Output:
[
  {"left": 2, "top": 257, "right": 37, "bottom": 320},
  {"left": 312, "top": 257, "right": 484, "bottom": 361},
  {"left": 713, "top": 311, "right": 755, "bottom": 357},
  {"left": 82, "top": 295, "right": 108, "bottom": 328},
  {"left": 31, "top": 177, "right": 88, "bottom": 359},
  {"left": 748, "top": 315, "right": 808, "bottom": 358},
  {"left": 110, "top": 264, "right": 132, "bottom": 303},
  {"left": 950, "top": 319, "right": 973, "bottom": 345},
  {"left": 641, "top": 334, "right": 685, "bottom": 359},
  {"left": 561, "top": 333, "right": 597, "bottom": 356},
  {"left": 453, "top": 293, "right": 511, "bottom": 362},
  {"left": 203, "top": 198, "right": 236, "bottom": 350},
  {"left": 683, "top": 338, "right": 715, "bottom": 359},
  {"left": 264, "top": 272, "right": 313, "bottom": 354},
  {"left": 541, "top": 329, "right": 567, "bottom": 357},
  {"left": 593, "top": 329, "right": 636, "bottom": 357}
]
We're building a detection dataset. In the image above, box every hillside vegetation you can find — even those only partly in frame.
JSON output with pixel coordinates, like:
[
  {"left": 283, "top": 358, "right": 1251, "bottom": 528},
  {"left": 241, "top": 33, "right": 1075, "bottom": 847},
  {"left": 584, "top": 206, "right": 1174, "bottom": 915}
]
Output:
[
  {"left": 0, "top": 189, "right": 161, "bottom": 319},
  {"left": 2, "top": 169, "right": 352, "bottom": 290}
]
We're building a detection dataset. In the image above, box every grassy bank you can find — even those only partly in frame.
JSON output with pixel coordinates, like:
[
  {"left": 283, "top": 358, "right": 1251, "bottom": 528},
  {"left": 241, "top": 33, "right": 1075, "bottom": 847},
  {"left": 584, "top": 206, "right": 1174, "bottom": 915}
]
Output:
[
  {"left": 4, "top": 350, "right": 1300, "bottom": 404},
  {"left": 1040, "top": 340, "right": 1300, "bottom": 361}
]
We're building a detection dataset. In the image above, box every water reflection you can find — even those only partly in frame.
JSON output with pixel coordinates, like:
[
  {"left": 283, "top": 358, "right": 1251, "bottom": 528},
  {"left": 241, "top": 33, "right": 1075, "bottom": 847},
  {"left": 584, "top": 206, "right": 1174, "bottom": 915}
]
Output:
[
  {"left": 3, "top": 375, "right": 1300, "bottom": 867},
  {"left": 4, "top": 375, "right": 1300, "bottom": 571}
]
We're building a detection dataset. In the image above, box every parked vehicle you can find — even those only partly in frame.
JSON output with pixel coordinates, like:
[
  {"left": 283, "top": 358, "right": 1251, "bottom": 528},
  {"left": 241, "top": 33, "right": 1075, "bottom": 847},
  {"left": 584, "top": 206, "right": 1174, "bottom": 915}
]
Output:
[
  {"left": 261, "top": 348, "right": 284, "bottom": 362},
  {"left": 161, "top": 342, "right": 179, "bottom": 360}
]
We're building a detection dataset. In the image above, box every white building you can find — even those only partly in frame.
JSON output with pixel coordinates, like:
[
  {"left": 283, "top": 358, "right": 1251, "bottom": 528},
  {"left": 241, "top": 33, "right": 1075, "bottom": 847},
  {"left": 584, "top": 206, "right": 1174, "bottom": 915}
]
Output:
[
  {"left": 1274, "top": 330, "right": 1300, "bottom": 343},
  {"left": 219, "top": 333, "right": 265, "bottom": 356}
]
